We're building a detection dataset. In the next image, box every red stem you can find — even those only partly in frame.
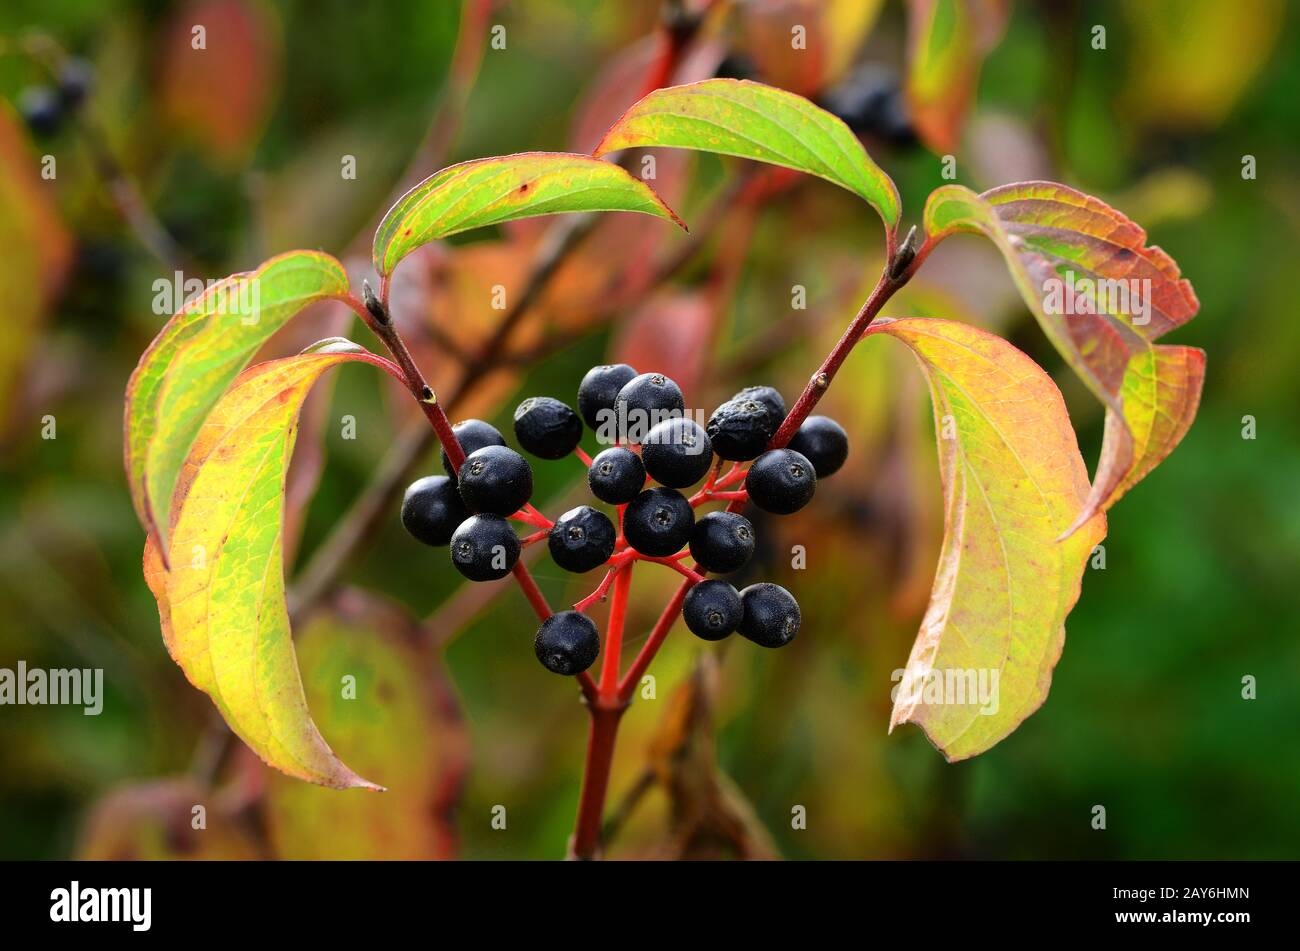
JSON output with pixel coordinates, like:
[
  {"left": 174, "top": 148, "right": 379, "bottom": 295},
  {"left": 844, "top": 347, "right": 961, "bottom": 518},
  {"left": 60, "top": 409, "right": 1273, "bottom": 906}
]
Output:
[{"left": 569, "top": 704, "right": 625, "bottom": 859}]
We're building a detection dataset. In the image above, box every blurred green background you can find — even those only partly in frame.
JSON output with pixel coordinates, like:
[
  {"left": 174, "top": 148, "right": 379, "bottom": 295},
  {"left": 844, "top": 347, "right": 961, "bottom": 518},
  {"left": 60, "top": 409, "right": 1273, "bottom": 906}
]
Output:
[{"left": 1, "top": 0, "right": 1297, "bottom": 860}]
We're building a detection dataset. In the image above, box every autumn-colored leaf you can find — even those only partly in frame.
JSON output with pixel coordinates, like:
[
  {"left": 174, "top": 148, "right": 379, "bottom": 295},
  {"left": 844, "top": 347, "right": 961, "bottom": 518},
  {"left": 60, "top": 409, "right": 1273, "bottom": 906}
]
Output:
[
  {"left": 867, "top": 317, "right": 1106, "bottom": 761},
  {"left": 153, "top": 349, "right": 403, "bottom": 789},
  {"left": 923, "top": 181, "right": 1204, "bottom": 534},
  {"left": 124, "top": 250, "right": 350, "bottom": 555},
  {"left": 593, "top": 79, "right": 900, "bottom": 234},
  {"left": 739, "top": 0, "right": 885, "bottom": 97},
  {"left": 158, "top": 0, "right": 279, "bottom": 164},
  {"left": 265, "top": 590, "right": 469, "bottom": 859},
  {"left": 371, "top": 152, "right": 685, "bottom": 277},
  {"left": 0, "top": 102, "right": 73, "bottom": 435},
  {"left": 905, "top": 0, "right": 1009, "bottom": 153}
]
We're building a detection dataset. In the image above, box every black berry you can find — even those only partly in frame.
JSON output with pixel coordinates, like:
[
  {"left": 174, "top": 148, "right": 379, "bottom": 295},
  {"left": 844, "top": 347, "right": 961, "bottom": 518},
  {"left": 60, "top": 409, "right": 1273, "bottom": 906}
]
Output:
[
  {"left": 400, "top": 475, "right": 468, "bottom": 546},
  {"left": 18, "top": 86, "right": 63, "bottom": 137},
  {"left": 623, "top": 487, "right": 694, "bottom": 557},
  {"left": 548, "top": 505, "right": 617, "bottom": 573},
  {"left": 707, "top": 396, "right": 777, "bottom": 461},
  {"left": 688, "top": 511, "right": 755, "bottom": 574},
  {"left": 614, "top": 373, "right": 685, "bottom": 440},
  {"left": 788, "top": 415, "right": 849, "bottom": 478},
  {"left": 57, "top": 58, "right": 94, "bottom": 109},
  {"left": 577, "top": 363, "right": 638, "bottom": 430},
  {"left": 641, "top": 417, "right": 713, "bottom": 488},
  {"left": 733, "top": 385, "right": 785, "bottom": 425},
  {"left": 534, "top": 611, "right": 600, "bottom": 675},
  {"left": 587, "top": 446, "right": 646, "bottom": 504},
  {"left": 683, "top": 580, "right": 743, "bottom": 641},
  {"left": 456, "top": 445, "right": 533, "bottom": 516},
  {"left": 513, "top": 396, "right": 583, "bottom": 459},
  {"left": 745, "top": 448, "right": 816, "bottom": 515},
  {"left": 441, "top": 418, "right": 506, "bottom": 479},
  {"left": 738, "top": 582, "right": 800, "bottom": 647},
  {"left": 449, "top": 514, "right": 520, "bottom": 581}
]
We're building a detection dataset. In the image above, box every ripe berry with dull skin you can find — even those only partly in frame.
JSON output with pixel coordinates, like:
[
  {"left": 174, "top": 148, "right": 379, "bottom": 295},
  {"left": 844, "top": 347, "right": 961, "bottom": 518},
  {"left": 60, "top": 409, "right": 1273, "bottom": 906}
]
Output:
[
  {"left": 400, "top": 475, "right": 468, "bottom": 546},
  {"left": 683, "top": 580, "right": 743, "bottom": 641},
  {"left": 441, "top": 418, "right": 505, "bottom": 479},
  {"left": 688, "top": 510, "right": 755, "bottom": 574},
  {"left": 745, "top": 448, "right": 816, "bottom": 515},
  {"left": 456, "top": 445, "right": 533, "bottom": 516},
  {"left": 577, "top": 363, "right": 638, "bottom": 430},
  {"left": 535, "top": 611, "right": 601, "bottom": 675},
  {"left": 549, "top": 505, "right": 617, "bottom": 573},
  {"left": 641, "top": 417, "right": 713, "bottom": 488},
  {"left": 514, "top": 396, "right": 583, "bottom": 459},
  {"left": 449, "top": 514, "right": 520, "bottom": 582},
  {"left": 738, "top": 582, "right": 801, "bottom": 647},
  {"left": 587, "top": 446, "right": 645, "bottom": 504},
  {"left": 623, "top": 486, "right": 694, "bottom": 557}
]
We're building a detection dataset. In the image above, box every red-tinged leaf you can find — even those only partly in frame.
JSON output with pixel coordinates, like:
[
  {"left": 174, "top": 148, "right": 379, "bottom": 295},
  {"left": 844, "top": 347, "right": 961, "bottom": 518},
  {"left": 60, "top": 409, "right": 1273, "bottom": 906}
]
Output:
[
  {"left": 739, "top": 0, "right": 885, "bottom": 97},
  {"left": 124, "top": 250, "right": 350, "bottom": 557},
  {"left": 265, "top": 590, "right": 469, "bottom": 859},
  {"left": 593, "top": 79, "right": 901, "bottom": 233},
  {"left": 0, "top": 103, "right": 73, "bottom": 433},
  {"left": 923, "top": 181, "right": 1204, "bottom": 534},
  {"left": 371, "top": 152, "right": 685, "bottom": 277},
  {"left": 153, "top": 349, "right": 404, "bottom": 789},
  {"left": 158, "top": 0, "right": 278, "bottom": 163},
  {"left": 867, "top": 317, "right": 1107, "bottom": 761},
  {"left": 905, "top": 0, "right": 1009, "bottom": 153},
  {"left": 76, "top": 779, "right": 263, "bottom": 860}
]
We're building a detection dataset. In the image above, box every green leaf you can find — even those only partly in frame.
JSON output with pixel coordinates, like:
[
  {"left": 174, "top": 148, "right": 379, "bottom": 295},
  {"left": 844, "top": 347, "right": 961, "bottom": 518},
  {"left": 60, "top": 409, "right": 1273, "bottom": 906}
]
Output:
[
  {"left": 593, "top": 79, "right": 900, "bottom": 233},
  {"left": 923, "top": 181, "right": 1204, "bottom": 534},
  {"left": 868, "top": 317, "right": 1106, "bottom": 761},
  {"left": 149, "top": 349, "right": 403, "bottom": 789},
  {"left": 372, "top": 152, "right": 685, "bottom": 277},
  {"left": 265, "top": 591, "right": 469, "bottom": 858},
  {"left": 124, "top": 250, "right": 350, "bottom": 557}
]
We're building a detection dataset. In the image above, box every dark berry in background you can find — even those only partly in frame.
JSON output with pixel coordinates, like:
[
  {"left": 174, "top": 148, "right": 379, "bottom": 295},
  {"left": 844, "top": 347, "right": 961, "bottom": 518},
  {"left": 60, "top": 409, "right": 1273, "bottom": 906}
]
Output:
[
  {"left": 401, "top": 475, "right": 468, "bottom": 546},
  {"left": 456, "top": 445, "right": 533, "bottom": 516},
  {"left": 18, "top": 86, "right": 63, "bottom": 137},
  {"left": 623, "top": 486, "right": 694, "bottom": 557},
  {"left": 57, "top": 58, "right": 94, "bottom": 108},
  {"left": 641, "top": 417, "right": 713, "bottom": 488},
  {"left": 746, "top": 447, "right": 816, "bottom": 515},
  {"left": 441, "top": 418, "right": 505, "bottom": 479},
  {"left": 577, "top": 363, "right": 638, "bottom": 430},
  {"left": 788, "top": 415, "right": 849, "bottom": 478},
  {"left": 587, "top": 446, "right": 646, "bottom": 504},
  {"left": 683, "top": 580, "right": 743, "bottom": 640},
  {"left": 738, "top": 582, "right": 800, "bottom": 647},
  {"left": 450, "top": 514, "right": 521, "bottom": 581},
  {"left": 689, "top": 510, "right": 755, "bottom": 574},
  {"left": 820, "top": 63, "right": 916, "bottom": 147},
  {"left": 514, "top": 396, "right": 583, "bottom": 459},
  {"left": 549, "top": 505, "right": 616, "bottom": 573},
  {"left": 535, "top": 611, "right": 601, "bottom": 675}
]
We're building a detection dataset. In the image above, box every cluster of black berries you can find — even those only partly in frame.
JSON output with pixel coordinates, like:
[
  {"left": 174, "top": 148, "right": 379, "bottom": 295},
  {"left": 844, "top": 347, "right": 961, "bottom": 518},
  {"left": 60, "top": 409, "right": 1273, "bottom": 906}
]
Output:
[
  {"left": 400, "top": 363, "right": 848, "bottom": 680},
  {"left": 16, "top": 59, "right": 94, "bottom": 138}
]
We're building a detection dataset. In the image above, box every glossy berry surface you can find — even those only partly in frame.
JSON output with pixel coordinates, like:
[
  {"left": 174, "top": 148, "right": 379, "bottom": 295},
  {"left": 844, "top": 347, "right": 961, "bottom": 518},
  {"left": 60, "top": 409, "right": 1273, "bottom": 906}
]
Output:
[
  {"left": 683, "top": 580, "right": 743, "bottom": 641},
  {"left": 534, "top": 611, "right": 600, "bottom": 676},
  {"left": 707, "top": 396, "right": 777, "bottom": 461},
  {"left": 549, "top": 505, "right": 616, "bottom": 573},
  {"left": 440, "top": 418, "right": 506, "bottom": 479},
  {"left": 577, "top": 363, "right": 638, "bottom": 430},
  {"left": 641, "top": 417, "right": 713, "bottom": 488},
  {"left": 513, "top": 396, "right": 583, "bottom": 459},
  {"left": 688, "top": 511, "right": 755, "bottom": 574},
  {"left": 788, "top": 415, "right": 849, "bottom": 478},
  {"left": 623, "top": 487, "right": 694, "bottom": 557},
  {"left": 746, "top": 448, "right": 816, "bottom": 515},
  {"left": 614, "top": 373, "right": 685, "bottom": 433},
  {"left": 400, "top": 475, "right": 468, "bottom": 546},
  {"left": 456, "top": 445, "right": 533, "bottom": 516},
  {"left": 587, "top": 446, "right": 646, "bottom": 504},
  {"left": 738, "top": 582, "right": 801, "bottom": 647},
  {"left": 18, "top": 86, "right": 63, "bottom": 137},
  {"left": 449, "top": 514, "right": 520, "bottom": 581}
]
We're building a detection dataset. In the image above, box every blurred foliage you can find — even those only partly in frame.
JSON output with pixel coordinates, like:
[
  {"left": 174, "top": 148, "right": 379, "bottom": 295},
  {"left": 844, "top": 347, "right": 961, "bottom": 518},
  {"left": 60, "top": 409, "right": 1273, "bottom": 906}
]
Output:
[{"left": 0, "top": 0, "right": 1297, "bottom": 860}]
